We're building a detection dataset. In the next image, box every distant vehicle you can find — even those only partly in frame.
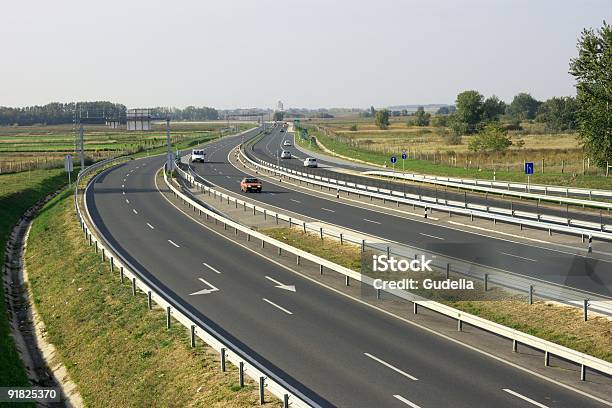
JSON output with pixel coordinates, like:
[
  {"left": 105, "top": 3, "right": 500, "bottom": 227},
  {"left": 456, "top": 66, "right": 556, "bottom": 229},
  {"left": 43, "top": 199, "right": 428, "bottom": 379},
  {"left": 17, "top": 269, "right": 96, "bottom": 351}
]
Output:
[
  {"left": 303, "top": 157, "right": 318, "bottom": 168},
  {"left": 240, "top": 177, "right": 262, "bottom": 193},
  {"left": 280, "top": 150, "right": 291, "bottom": 159},
  {"left": 283, "top": 140, "right": 291, "bottom": 147},
  {"left": 191, "top": 149, "right": 206, "bottom": 163}
]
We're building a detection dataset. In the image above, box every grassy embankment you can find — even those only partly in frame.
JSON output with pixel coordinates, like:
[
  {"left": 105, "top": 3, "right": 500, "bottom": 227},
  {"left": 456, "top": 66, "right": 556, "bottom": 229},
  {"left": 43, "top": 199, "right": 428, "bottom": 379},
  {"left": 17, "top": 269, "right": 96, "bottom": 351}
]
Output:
[
  {"left": 264, "top": 227, "right": 612, "bottom": 362},
  {"left": 300, "top": 121, "right": 612, "bottom": 190},
  {"left": 0, "top": 168, "right": 77, "bottom": 392},
  {"left": 23, "top": 187, "right": 279, "bottom": 406}
]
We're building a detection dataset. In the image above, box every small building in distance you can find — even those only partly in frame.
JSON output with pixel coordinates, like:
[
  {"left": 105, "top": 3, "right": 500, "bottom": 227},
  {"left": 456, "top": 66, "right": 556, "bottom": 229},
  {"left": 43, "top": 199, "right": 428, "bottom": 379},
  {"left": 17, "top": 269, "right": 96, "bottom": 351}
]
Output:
[{"left": 127, "top": 108, "right": 152, "bottom": 131}]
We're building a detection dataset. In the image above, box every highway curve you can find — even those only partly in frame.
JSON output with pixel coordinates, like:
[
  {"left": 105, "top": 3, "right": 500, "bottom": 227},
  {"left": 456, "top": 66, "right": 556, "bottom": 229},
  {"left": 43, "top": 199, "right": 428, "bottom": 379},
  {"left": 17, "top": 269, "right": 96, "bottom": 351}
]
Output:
[
  {"left": 86, "top": 129, "right": 610, "bottom": 407},
  {"left": 189, "top": 126, "right": 612, "bottom": 298}
]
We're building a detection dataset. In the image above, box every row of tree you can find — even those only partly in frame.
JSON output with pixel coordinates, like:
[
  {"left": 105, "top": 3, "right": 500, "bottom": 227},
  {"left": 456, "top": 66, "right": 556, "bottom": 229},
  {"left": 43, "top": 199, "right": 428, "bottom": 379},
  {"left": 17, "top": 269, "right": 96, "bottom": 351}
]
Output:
[{"left": 0, "top": 103, "right": 220, "bottom": 126}]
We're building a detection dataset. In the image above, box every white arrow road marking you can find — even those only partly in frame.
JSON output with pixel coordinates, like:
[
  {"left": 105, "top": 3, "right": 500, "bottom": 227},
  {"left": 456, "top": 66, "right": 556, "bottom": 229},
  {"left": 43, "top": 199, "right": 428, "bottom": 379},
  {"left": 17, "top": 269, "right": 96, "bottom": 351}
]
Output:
[
  {"left": 364, "top": 353, "right": 418, "bottom": 380},
  {"left": 265, "top": 276, "right": 296, "bottom": 292},
  {"left": 203, "top": 262, "right": 222, "bottom": 274},
  {"left": 502, "top": 389, "right": 550, "bottom": 408},
  {"left": 189, "top": 278, "right": 219, "bottom": 295},
  {"left": 393, "top": 395, "right": 421, "bottom": 407},
  {"left": 263, "top": 298, "right": 293, "bottom": 314}
]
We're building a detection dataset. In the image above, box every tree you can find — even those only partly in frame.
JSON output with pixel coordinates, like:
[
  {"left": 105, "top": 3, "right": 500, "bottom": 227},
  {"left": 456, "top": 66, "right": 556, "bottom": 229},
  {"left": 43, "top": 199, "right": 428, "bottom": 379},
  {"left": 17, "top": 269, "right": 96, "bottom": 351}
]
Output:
[
  {"left": 508, "top": 92, "right": 540, "bottom": 121},
  {"left": 536, "top": 97, "right": 578, "bottom": 132},
  {"left": 375, "top": 109, "right": 390, "bottom": 130},
  {"left": 455, "top": 90, "right": 484, "bottom": 133},
  {"left": 431, "top": 115, "right": 449, "bottom": 127},
  {"left": 370, "top": 105, "right": 376, "bottom": 117},
  {"left": 273, "top": 111, "right": 284, "bottom": 121},
  {"left": 569, "top": 21, "right": 612, "bottom": 167},
  {"left": 436, "top": 106, "right": 455, "bottom": 115},
  {"left": 482, "top": 96, "right": 507, "bottom": 121},
  {"left": 468, "top": 122, "right": 512, "bottom": 152},
  {"left": 414, "top": 106, "right": 431, "bottom": 126}
]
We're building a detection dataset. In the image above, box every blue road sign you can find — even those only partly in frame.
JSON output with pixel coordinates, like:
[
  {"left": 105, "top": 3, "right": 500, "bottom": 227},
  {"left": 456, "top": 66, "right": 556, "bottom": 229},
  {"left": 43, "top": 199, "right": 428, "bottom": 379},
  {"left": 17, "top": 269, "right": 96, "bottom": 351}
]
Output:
[
  {"left": 401, "top": 152, "right": 407, "bottom": 160},
  {"left": 390, "top": 156, "right": 397, "bottom": 164},
  {"left": 524, "top": 162, "right": 534, "bottom": 175}
]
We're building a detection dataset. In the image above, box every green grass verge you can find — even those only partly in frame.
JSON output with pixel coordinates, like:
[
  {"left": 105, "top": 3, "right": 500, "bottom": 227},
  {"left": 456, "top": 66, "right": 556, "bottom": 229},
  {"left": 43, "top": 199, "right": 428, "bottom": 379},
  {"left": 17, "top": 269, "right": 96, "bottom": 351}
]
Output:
[
  {"left": 307, "top": 126, "right": 612, "bottom": 190},
  {"left": 262, "top": 227, "right": 612, "bottom": 362},
  {"left": 0, "top": 168, "right": 77, "bottom": 392},
  {"left": 24, "top": 189, "right": 279, "bottom": 407}
]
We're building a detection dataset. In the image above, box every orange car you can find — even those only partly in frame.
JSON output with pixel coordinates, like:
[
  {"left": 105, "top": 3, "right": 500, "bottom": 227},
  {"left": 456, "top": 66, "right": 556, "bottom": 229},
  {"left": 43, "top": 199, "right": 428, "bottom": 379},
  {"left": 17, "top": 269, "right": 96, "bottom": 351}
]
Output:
[{"left": 240, "top": 177, "right": 262, "bottom": 193}]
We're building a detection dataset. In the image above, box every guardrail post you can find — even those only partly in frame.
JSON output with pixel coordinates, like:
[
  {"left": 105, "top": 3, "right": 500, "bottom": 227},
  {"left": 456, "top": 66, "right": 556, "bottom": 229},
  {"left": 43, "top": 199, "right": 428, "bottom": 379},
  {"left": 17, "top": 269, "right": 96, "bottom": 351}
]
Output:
[
  {"left": 88, "top": 233, "right": 92, "bottom": 246},
  {"left": 386, "top": 246, "right": 390, "bottom": 258},
  {"left": 283, "top": 394, "right": 289, "bottom": 408},
  {"left": 247, "top": 234, "right": 250, "bottom": 242},
  {"left": 583, "top": 299, "right": 589, "bottom": 321},
  {"left": 512, "top": 339, "right": 518, "bottom": 352},
  {"left": 263, "top": 209, "right": 267, "bottom": 220},
  {"left": 484, "top": 273, "right": 488, "bottom": 291},
  {"left": 303, "top": 223, "right": 306, "bottom": 233},
  {"left": 361, "top": 240, "right": 365, "bottom": 253},
  {"left": 457, "top": 318, "right": 462, "bottom": 332},
  {"left": 261, "top": 239, "right": 265, "bottom": 249},
  {"left": 319, "top": 227, "right": 323, "bottom": 239},
  {"left": 239, "top": 362, "right": 244, "bottom": 387},
  {"left": 120, "top": 266, "right": 124, "bottom": 283},
  {"left": 544, "top": 351, "right": 550, "bottom": 367},
  {"left": 110, "top": 256, "right": 114, "bottom": 272},
  {"left": 278, "top": 247, "right": 282, "bottom": 256},
  {"left": 340, "top": 233, "right": 343, "bottom": 245},
  {"left": 224, "top": 222, "right": 227, "bottom": 231},
  {"left": 289, "top": 218, "right": 292, "bottom": 228},
  {"left": 345, "top": 276, "right": 350, "bottom": 286},
  {"left": 190, "top": 325, "right": 196, "bottom": 348},
  {"left": 259, "top": 376, "right": 265, "bottom": 404},
  {"left": 95, "top": 241, "right": 98, "bottom": 253},
  {"left": 132, "top": 277, "right": 137, "bottom": 296},
  {"left": 220, "top": 348, "right": 226, "bottom": 372},
  {"left": 376, "top": 288, "right": 381, "bottom": 299},
  {"left": 166, "top": 306, "right": 171, "bottom": 329},
  {"left": 275, "top": 214, "right": 278, "bottom": 224},
  {"left": 528, "top": 285, "right": 533, "bottom": 305},
  {"left": 253, "top": 206, "right": 256, "bottom": 216},
  {"left": 581, "top": 364, "right": 586, "bottom": 381},
  {"left": 446, "top": 263, "right": 450, "bottom": 279},
  {"left": 296, "top": 255, "right": 300, "bottom": 265},
  {"left": 319, "top": 265, "right": 323, "bottom": 275},
  {"left": 147, "top": 291, "right": 152, "bottom": 310},
  {"left": 413, "top": 302, "right": 418, "bottom": 314}
]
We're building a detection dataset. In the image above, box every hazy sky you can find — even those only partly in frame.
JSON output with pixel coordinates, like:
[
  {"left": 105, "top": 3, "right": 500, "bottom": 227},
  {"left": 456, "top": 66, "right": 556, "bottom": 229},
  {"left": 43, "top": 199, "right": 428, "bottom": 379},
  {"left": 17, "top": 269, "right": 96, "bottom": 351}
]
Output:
[{"left": 2, "top": 0, "right": 610, "bottom": 109}]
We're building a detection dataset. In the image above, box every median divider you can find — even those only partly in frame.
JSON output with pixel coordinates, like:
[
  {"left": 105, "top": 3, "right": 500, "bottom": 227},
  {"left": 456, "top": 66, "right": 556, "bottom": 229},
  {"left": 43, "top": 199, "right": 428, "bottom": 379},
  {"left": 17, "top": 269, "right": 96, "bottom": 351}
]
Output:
[
  {"left": 240, "top": 145, "right": 612, "bottom": 241},
  {"left": 76, "top": 156, "right": 319, "bottom": 408},
  {"left": 171, "top": 160, "right": 612, "bottom": 382}
]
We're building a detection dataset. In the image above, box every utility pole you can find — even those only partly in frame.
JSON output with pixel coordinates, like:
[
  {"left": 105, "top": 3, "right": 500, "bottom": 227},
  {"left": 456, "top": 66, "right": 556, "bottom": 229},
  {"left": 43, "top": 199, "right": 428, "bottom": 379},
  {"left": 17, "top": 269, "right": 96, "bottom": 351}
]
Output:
[
  {"left": 79, "top": 124, "right": 85, "bottom": 172},
  {"left": 165, "top": 118, "right": 172, "bottom": 172}
]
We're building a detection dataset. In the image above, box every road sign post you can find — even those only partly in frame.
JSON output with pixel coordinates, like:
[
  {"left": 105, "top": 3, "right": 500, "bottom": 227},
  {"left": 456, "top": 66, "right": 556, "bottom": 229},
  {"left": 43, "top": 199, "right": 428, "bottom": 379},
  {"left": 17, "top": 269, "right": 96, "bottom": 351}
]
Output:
[
  {"left": 65, "top": 154, "right": 73, "bottom": 186},
  {"left": 401, "top": 150, "right": 407, "bottom": 173},
  {"left": 525, "top": 162, "right": 534, "bottom": 191},
  {"left": 390, "top": 156, "right": 397, "bottom": 179}
]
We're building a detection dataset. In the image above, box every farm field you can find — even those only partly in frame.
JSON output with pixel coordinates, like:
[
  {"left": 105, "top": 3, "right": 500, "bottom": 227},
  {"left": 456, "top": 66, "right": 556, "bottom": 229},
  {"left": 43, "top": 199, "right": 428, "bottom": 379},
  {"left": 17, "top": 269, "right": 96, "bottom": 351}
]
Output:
[{"left": 0, "top": 122, "right": 255, "bottom": 173}]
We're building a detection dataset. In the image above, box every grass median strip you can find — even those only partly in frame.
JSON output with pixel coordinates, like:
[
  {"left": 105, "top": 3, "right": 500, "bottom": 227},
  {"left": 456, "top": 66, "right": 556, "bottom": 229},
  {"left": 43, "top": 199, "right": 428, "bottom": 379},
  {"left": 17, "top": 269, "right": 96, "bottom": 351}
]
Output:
[
  {"left": 24, "top": 189, "right": 279, "bottom": 407},
  {"left": 261, "top": 227, "right": 612, "bottom": 362}
]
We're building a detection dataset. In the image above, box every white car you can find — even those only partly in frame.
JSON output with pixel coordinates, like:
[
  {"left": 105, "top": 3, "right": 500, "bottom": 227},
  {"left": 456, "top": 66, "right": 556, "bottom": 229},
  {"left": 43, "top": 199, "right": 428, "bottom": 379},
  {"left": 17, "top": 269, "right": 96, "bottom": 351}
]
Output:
[
  {"left": 303, "top": 157, "right": 317, "bottom": 168},
  {"left": 280, "top": 150, "right": 292, "bottom": 159},
  {"left": 191, "top": 149, "right": 206, "bottom": 163},
  {"left": 283, "top": 140, "right": 292, "bottom": 147}
]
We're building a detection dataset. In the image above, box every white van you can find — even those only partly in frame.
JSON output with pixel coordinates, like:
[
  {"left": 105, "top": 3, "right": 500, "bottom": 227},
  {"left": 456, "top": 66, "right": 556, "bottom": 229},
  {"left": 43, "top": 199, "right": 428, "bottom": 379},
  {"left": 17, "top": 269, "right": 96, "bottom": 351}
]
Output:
[
  {"left": 191, "top": 149, "right": 206, "bottom": 163},
  {"left": 303, "top": 157, "right": 317, "bottom": 168}
]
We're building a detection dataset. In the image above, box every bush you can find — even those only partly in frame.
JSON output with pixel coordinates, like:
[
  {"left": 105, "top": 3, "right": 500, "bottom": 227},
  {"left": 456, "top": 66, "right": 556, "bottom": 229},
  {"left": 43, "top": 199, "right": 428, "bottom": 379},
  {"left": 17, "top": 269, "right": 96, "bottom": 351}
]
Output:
[
  {"left": 349, "top": 124, "right": 358, "bottom": 131},
  {"left": 442, "top": 130, "right": 462, "bottom": 145},
  {"left": 468, "top": 122, "right": 512, "bottom": 152}
]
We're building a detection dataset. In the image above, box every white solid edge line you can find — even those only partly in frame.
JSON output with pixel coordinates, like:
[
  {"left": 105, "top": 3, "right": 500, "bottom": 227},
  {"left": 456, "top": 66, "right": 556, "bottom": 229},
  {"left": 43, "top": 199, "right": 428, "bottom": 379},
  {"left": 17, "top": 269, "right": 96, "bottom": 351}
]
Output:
[
  {"left": 500, "top": 252, "right": 538, "bottom": 262},
  {"left": 364, "top": 353, "right": 418, "bottom": 380},
  {"left": 146, "top": 223, "right": 155, "bottom": 229},
  {"left": 502, "top": 389, "right": 550, "bottom": 408},
  {"left": 262, "top": 298, "right": 293, "bottom": 315},
  {"left": 393, "top": 395, "right": 422, "bottom": 408},
  {"left": 167, "top": 239, "right": 180, "bottom": 248},
  {"left": 203, "top": 262, "right": 222, "bottom": 274},
  {"left": 155, "top": 165, "right": 612, "bottom": 408}
]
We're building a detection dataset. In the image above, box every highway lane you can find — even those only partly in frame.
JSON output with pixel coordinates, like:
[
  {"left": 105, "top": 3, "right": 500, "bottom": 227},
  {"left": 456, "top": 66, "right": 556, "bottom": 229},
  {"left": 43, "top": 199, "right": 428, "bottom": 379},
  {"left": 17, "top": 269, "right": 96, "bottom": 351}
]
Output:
[
  {"left": 87, "top": 132, "right": 610, "bottom": 407},
  {"left": 189, "top": 127, "right": 612, "bottom": 298},
  {"left": 259, "top": 128, "right": 612, "bottom": 226}
]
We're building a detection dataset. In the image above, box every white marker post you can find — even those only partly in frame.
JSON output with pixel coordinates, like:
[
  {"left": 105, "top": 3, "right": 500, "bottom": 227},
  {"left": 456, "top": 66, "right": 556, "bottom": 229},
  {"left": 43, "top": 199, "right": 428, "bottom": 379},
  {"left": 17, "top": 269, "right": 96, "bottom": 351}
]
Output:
[{"left": 64, "top": 154, "right": 73, "bottom": 186}]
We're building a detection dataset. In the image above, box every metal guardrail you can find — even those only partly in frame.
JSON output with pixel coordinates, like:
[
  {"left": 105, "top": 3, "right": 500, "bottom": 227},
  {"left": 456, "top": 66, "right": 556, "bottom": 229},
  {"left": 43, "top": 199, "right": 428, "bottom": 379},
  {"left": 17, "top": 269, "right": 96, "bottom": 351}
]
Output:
[
  {"left": 240, "top": 146, "right": 612, "bottom": 241},
  {"left": 171, "top": 159, "right": 612, "bottom": 382},
  {"left": 75, "top": 156, "right": 319, "bottom": 408},
  {"left": 364, "top": 170, "right": 612, "bottom": 210}
]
